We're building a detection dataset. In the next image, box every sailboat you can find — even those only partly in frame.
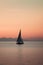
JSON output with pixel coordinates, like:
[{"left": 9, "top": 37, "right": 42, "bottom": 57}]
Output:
[{"left": 16, "top": 30, "right": 24, "bottom": 44}]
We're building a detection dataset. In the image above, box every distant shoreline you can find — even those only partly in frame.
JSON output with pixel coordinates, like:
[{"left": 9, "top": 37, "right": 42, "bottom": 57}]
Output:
[{"left": 0, "top": 38, "right": 43, "bottom": 41}]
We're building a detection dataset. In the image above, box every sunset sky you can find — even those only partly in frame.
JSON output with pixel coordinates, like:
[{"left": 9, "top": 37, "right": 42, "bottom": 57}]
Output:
[{"left": 0, "top": 0, "right": 43, "bottom": 39}]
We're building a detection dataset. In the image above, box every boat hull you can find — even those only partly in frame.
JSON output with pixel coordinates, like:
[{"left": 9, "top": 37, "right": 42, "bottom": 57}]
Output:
[{"left": 16, "top": 42, "right": 24, "bottom": 45}]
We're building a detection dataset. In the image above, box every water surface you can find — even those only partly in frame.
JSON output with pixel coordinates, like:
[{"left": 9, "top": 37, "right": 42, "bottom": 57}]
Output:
[{"left": 0, "top": 41, "right": 43, "bottom": 65}]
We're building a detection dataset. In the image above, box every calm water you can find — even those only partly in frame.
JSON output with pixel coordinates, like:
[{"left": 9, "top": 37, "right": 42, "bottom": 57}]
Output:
[{"left": 0, "top": 41, "right": 43, "bottom": 65}]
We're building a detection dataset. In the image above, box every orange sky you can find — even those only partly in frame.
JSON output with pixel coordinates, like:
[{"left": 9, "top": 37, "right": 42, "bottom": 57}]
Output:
[{"left": 0, "top": 0, "right": 43, "bottom": 39}]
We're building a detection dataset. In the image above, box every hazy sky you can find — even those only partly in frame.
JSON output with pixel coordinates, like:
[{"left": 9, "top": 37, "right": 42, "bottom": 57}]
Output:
[{"left": 0, "top": 0, "right": 43, "bottom": 39}]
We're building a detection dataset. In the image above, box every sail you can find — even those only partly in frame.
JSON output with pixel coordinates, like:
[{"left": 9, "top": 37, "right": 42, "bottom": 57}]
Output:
[
  {"left": 17, "top": 30, "right": 21, "bottom": 41},
  {"left": 17, "top": 30, "right": 24, "bottom": 44}
]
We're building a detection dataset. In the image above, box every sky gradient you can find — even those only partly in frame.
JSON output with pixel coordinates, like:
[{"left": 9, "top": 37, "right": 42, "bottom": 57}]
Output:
[{"left": 0, "top": 0, "right": 43, "bottom": 39}]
